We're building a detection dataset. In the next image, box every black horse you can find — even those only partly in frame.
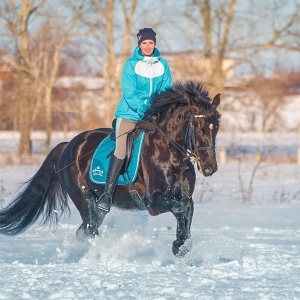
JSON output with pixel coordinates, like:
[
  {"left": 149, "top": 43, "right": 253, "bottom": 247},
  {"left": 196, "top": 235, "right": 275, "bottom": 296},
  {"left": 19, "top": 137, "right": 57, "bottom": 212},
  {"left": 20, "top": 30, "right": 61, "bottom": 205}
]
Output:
[{"left": 0, "top": 82, "right": 221, "bottom": 256}]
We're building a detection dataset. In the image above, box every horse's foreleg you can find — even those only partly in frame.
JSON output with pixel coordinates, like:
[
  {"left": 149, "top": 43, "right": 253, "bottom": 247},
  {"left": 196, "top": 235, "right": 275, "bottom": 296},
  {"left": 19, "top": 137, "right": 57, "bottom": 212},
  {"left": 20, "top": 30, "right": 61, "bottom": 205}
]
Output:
[{"left": 171, "top": 199, "right": 194, "bottom": 257}]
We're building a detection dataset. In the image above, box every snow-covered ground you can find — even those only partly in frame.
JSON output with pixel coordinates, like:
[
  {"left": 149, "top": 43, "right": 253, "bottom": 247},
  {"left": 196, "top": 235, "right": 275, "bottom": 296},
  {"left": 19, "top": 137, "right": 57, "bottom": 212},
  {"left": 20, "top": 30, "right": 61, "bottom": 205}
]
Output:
[{"left": 0, "top": 153, "right": 300, "bottom": 299}]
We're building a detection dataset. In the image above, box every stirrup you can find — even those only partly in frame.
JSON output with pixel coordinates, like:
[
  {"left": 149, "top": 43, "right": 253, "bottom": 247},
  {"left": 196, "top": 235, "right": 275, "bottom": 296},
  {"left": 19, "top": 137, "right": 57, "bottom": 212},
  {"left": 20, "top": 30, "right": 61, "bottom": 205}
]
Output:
[{"left": 97, "top": 192, "right": 112, "bottom": 212}]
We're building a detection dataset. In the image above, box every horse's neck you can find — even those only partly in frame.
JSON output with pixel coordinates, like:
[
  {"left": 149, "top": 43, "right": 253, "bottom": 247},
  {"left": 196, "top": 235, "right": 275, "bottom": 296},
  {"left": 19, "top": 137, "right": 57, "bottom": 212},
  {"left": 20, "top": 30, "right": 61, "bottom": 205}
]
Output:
[{"left": 158, "top": 107, "right": 186, "bottom": 141}]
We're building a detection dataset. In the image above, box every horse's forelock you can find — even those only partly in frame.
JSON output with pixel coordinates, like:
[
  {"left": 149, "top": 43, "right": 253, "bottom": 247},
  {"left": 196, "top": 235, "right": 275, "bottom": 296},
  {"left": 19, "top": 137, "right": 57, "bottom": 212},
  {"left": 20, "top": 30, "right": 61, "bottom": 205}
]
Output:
[{"left": 182, "top": 82, "right": 211, "bottom": 107}]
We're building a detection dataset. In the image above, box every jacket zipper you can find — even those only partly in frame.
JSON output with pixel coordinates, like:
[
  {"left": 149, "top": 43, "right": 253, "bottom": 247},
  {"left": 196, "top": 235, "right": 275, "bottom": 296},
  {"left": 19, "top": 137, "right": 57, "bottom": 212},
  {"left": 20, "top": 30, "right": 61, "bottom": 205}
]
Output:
[{"left": 147, "top": 62, "right": 153, "bottom": 104}]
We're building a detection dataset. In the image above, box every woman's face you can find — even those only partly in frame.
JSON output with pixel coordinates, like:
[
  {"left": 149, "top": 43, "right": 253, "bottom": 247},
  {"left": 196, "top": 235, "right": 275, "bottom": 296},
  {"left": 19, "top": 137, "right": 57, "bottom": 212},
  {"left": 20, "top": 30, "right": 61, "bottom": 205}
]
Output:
[{"left": 139, "top": 40, "right": 155, "bottom": 56}]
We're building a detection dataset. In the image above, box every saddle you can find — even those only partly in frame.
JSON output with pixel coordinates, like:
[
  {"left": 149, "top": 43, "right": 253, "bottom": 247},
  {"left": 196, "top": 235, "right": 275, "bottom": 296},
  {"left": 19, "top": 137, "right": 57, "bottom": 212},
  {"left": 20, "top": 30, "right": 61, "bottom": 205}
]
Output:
[{"left": 87, "top": 120, "right": 146, "bottom": 209}]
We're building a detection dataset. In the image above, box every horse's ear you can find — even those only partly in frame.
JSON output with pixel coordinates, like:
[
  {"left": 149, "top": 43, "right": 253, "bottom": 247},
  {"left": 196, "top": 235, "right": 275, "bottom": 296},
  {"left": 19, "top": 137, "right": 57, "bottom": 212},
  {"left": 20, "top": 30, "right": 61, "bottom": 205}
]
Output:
[{"left": 212, "top": 93, "right": 221, "bottom": 108}]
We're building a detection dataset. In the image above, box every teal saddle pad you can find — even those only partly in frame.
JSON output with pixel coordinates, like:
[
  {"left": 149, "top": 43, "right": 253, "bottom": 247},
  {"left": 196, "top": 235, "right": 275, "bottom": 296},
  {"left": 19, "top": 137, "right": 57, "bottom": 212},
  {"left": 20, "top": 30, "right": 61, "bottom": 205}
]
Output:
[{"left": 89, "top": 131, "right": 145, "bottom": 185}]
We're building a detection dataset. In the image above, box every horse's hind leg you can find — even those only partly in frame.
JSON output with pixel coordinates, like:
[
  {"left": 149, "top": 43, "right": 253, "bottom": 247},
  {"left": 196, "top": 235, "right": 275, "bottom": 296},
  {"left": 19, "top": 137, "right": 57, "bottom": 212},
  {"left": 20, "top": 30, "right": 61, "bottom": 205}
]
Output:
[
  {"left": 70, "top": 189, "right": 107, "bottom": 240},
  {"left": 171, "top": 198, "right": 194, "bottom": 257}
]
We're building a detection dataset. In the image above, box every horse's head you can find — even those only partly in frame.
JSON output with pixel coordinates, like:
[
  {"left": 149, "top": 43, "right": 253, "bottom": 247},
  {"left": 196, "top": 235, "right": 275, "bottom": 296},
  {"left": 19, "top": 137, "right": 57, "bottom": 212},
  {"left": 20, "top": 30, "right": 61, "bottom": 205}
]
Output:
[
  {"left": 183, "top": 93, "right": 221, "bottom": 176},
  {"left": 140, "top": 81, "right": 221, "bottom": 177}
]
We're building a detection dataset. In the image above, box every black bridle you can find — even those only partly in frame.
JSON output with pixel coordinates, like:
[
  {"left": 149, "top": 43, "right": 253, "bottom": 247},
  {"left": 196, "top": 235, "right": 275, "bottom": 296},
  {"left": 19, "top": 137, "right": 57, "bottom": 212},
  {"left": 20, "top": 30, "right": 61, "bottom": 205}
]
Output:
[
  {"left": 153, "top": 110, "right": 215, "bottom": 169},
  {"left": 184, "top": 112, "right": 215, "bottom": 152}
]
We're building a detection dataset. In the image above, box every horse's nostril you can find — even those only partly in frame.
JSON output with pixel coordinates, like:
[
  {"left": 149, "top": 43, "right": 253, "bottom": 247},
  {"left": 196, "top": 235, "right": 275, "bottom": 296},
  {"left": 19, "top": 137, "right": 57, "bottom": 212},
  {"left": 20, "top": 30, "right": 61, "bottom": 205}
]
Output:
[{"left": 203, "top": 167, "right": 213, "bottom": 175}]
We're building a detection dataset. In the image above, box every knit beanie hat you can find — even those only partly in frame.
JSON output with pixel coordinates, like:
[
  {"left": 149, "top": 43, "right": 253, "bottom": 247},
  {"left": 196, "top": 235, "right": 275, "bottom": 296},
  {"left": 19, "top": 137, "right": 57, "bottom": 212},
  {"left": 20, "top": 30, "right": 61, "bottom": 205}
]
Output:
[{"left": 137, "top": 28, "right": 156, "bottom": 46}]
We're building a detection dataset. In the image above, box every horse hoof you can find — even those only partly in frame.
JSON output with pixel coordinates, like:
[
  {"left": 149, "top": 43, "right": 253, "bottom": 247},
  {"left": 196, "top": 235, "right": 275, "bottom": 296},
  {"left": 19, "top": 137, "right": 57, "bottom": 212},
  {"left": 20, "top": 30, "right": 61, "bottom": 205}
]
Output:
[
  {"left": 76, "top": 224, "right": 98, "bottom": 241},
  {"left": 172, "top": 240, "right": 193, "bottom": 257}
]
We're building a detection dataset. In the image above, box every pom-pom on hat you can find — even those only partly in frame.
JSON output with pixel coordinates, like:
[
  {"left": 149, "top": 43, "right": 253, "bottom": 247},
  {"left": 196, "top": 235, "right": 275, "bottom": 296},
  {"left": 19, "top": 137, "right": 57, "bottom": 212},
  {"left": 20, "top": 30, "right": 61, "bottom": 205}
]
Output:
[{"left": 137, "top": 28, "right": 156, "bottom": 46}]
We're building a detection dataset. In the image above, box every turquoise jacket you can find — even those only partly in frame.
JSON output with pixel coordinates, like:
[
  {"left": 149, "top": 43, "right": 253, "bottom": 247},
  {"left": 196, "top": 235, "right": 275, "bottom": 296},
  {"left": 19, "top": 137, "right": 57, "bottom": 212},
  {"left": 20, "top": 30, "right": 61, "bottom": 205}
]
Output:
[{"left": 115, "top": 46, "right": 172, "bottom": 121}]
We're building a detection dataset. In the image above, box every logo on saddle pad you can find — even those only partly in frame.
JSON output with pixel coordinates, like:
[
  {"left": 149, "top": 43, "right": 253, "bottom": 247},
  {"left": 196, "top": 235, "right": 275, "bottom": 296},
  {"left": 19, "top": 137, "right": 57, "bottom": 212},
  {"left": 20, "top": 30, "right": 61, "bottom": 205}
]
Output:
[{"left": 92, "top": 165, "right": 104, "bottom": 177}]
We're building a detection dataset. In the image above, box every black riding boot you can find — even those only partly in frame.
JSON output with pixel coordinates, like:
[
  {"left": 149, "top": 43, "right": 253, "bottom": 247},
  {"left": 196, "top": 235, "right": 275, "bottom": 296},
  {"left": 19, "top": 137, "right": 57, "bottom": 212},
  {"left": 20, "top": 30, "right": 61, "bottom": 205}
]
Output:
[{"left": 97, "top": 154, "right": 124, "bottom": 212}]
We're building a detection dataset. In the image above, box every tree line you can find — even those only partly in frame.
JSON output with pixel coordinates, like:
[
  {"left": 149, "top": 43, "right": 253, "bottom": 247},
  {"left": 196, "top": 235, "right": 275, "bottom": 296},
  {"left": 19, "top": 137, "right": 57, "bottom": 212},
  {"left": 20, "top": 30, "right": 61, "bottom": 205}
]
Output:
[{"left": 0, "top": 0, "right": 299, "bottom": 155}]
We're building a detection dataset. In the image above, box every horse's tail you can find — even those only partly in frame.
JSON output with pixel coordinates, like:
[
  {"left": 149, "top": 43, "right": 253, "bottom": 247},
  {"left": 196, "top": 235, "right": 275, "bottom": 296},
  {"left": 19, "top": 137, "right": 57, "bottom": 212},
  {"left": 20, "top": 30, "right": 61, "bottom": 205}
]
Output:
[{"left": 0, "top": 142, "right": 69, "bottom": 236}]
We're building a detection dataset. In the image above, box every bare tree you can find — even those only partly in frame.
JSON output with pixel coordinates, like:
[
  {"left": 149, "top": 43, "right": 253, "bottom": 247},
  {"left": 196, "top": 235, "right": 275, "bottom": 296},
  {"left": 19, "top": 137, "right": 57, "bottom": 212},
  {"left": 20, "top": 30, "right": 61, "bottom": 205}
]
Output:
[
  {"left": 115, "top": 0, "right": 138, "bottom": 99},
  {"left": 237, "top": 151, "right": 265, "bottom": 204},
  {"left": 0, "top": 0, "right": 46, "bottom": 155},
  {"left": 83, "top": 0, "right": 138, "bottom": 126},
  {"left": 222, "top": 65, "right": 290, "bottom": 133},
  {"left": 30, "top": 11, "right": 82, "bottom": 152},
  {"left": 90, "top": 0, "right": 116, "bottom": 126},
  {"left": 246, "top": 76, "right": 287, "bottom": 132},
  {"left": 183, "top": 0, "right": 300, "bottom": 95},
  {"left": 0, "top": 0, "right": 83, "bottom": 154}
]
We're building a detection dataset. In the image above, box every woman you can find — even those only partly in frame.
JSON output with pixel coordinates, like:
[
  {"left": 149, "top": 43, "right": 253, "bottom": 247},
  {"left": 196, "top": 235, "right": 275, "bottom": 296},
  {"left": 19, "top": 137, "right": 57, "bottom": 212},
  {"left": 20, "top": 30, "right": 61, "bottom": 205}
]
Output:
[{"left": 97, "top": 27, "right": 173, "bottom": 212}]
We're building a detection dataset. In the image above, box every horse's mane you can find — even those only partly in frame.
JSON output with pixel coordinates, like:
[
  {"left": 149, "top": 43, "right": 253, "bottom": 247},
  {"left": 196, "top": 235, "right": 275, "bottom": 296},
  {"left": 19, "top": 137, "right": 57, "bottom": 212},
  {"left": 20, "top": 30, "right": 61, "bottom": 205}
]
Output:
[{"left": 143, "top": 81, "right": 213, "bottom": 118}]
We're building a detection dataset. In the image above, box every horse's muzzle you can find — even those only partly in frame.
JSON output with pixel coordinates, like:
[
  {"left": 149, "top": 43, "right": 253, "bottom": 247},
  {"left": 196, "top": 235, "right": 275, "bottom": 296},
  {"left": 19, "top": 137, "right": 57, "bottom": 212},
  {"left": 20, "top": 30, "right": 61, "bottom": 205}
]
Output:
[{"left": 199, "top": 164, "right": 218, "bottom": 177}]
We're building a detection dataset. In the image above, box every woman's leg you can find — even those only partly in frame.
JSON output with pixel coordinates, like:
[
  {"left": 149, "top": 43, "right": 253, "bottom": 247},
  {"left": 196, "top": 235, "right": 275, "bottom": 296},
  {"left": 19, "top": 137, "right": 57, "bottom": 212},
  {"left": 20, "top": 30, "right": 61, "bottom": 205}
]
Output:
[
  {"left": 97, "top": 118, "right": 136, "bottom": 212},
  {"left": 114, "top": 118, "right": 136, "bottom": 159}
]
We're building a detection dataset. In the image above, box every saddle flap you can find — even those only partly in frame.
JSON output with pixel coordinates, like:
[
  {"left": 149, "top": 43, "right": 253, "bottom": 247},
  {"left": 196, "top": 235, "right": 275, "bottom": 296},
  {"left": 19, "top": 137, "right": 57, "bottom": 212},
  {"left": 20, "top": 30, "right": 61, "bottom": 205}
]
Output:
[
  {"left": 89, "top": 131, "right": 145, "bottom": 186},
  {"left": 121, "top": 129, "right": 141, "bottom": 174},
  {"left": 109, "top": 118, "right": 117, "bottom": 140}
]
